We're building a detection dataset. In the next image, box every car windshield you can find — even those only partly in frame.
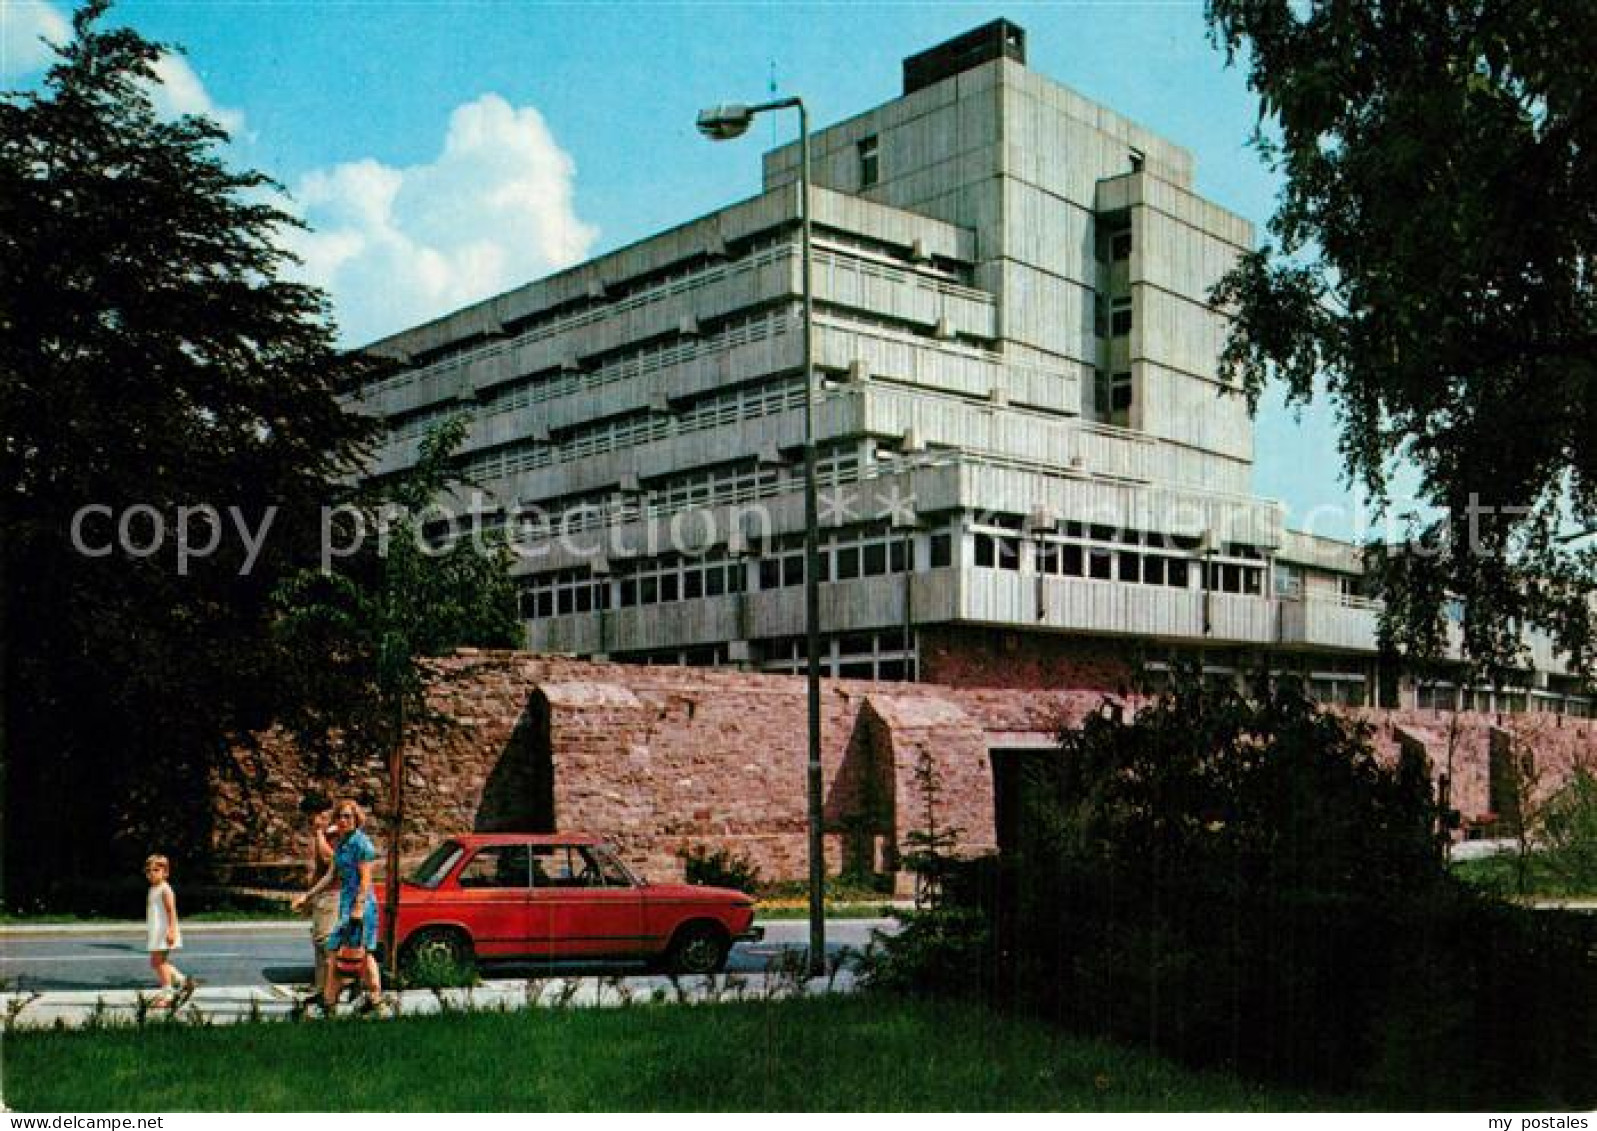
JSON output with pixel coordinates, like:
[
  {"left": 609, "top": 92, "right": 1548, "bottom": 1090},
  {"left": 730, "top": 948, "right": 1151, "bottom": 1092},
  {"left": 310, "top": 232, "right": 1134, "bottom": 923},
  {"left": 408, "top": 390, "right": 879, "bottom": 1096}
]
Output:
[{"left": 410, "top": 841, "right": 464, "bottom": 888}]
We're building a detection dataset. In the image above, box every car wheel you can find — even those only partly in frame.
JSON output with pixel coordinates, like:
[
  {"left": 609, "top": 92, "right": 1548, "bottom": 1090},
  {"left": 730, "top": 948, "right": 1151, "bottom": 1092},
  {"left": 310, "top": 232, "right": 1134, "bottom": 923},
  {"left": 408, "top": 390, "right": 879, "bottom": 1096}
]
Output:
[
  {"left": 666, "top": 923, "right": 729, "bottom": 976},
  {"left": 401, "top": 927, "right": 475, "bottom": 979}
]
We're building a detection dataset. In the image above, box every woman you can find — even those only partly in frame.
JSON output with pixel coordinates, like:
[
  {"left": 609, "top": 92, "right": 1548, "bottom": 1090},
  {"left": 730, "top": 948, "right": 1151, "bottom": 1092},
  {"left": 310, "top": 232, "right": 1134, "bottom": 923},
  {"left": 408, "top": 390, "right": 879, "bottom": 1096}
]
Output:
[{"left": 293, "top": 798, "right": 387, "bottom": 1015}]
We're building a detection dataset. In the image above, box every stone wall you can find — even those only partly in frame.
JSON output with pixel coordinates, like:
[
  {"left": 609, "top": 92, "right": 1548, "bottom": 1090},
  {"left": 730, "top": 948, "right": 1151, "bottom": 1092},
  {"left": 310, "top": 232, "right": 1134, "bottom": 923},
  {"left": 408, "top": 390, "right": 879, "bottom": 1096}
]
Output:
[
  {"left": 918, "top": 625, "right": 1139, "bottom": 690},
  {"left": 210, "top": 651, "right": 1596, "bottom": 888}
]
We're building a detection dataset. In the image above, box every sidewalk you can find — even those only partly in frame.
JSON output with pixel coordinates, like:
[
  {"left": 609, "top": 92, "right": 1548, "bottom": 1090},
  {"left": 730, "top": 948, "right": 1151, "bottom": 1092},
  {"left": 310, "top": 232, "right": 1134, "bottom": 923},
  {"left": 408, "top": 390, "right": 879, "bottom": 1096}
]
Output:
[{"left": 0, "top": 969, "right": 859, "bottom": 1031}]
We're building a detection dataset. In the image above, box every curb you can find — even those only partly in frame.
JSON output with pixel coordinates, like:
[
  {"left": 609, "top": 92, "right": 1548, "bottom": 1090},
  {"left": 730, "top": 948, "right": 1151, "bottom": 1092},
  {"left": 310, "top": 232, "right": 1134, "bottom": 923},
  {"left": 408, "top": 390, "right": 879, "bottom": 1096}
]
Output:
[{"left": 0, "top": 971, "right": 861, "bottom": 1031}]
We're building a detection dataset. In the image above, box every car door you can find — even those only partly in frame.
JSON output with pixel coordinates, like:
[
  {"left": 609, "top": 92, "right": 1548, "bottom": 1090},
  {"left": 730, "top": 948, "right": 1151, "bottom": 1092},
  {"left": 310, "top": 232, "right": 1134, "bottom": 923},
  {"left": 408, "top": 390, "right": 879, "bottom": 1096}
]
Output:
[
  {"left": 530, "top": 844, "right": 645, "bottom": 959},
  {"left": 450, "top": 844, "right": 533, "bottom": 959}
]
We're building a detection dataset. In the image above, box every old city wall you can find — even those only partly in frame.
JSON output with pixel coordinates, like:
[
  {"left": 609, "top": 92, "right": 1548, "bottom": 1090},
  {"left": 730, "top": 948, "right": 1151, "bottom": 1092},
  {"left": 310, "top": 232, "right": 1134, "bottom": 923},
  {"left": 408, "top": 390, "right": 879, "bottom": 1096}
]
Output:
[{"left": 211, "top": 651, "right": 1596, "bottom": 887}]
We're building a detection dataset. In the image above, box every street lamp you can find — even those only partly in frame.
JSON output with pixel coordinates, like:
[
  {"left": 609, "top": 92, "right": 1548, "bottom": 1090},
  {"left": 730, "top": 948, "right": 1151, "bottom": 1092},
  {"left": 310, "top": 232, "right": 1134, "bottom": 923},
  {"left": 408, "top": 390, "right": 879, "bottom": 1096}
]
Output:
[{"left": 698, "top": 95, "right": 826, "bottom": 977}]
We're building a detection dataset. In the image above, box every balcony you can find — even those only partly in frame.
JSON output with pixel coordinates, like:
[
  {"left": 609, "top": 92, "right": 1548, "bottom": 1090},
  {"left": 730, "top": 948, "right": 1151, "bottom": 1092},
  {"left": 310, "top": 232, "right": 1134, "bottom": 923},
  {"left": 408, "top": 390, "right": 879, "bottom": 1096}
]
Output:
[{"left": 1278, "top": 595, "right": 1380, "bottom": 652}]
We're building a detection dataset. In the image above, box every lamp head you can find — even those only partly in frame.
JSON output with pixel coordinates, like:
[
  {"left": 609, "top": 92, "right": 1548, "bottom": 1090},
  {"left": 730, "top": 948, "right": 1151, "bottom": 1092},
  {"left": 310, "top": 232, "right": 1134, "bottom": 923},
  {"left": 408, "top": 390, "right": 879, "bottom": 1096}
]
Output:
[{"left": 697, "top": 104, "right": 755, "bottom": 141}]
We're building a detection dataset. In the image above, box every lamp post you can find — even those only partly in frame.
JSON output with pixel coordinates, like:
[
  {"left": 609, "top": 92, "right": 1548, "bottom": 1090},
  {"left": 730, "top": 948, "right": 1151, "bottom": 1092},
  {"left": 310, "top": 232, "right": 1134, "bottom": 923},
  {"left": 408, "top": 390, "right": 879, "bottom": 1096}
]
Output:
[{"left": 697, "top": 97, "right": 825, "bottom": 976}]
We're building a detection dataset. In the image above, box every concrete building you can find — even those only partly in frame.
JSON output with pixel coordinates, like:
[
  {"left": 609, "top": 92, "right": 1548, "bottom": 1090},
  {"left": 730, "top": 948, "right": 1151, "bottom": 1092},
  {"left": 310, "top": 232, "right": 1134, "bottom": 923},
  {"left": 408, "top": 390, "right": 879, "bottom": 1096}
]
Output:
[{"left": 345, "top": 22, "right": 1590, "bottom": 717}]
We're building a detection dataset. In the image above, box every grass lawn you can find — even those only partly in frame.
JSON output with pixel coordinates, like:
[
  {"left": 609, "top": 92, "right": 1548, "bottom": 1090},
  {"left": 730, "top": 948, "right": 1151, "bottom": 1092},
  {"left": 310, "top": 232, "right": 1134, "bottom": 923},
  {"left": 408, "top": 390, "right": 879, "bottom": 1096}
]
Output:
[
  {"left": 757, "top": 902, "right": 896, "bottom": 920},
  {"left": 1450, "top": 853, "right": 1597, "bottom": 899},
  {"left": 3, "top": 995, "right": 1365, "bottom": 1112},
  {"left": 0, "top": 909, "right": 291, "bottom": 926}
]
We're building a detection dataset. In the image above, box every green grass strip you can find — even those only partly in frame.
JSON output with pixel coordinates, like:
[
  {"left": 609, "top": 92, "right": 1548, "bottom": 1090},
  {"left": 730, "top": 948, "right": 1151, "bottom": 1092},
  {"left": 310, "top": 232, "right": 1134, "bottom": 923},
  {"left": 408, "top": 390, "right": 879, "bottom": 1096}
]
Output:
[{"left": 5, "top": 995, "right": 1365, "bottom": 1112}]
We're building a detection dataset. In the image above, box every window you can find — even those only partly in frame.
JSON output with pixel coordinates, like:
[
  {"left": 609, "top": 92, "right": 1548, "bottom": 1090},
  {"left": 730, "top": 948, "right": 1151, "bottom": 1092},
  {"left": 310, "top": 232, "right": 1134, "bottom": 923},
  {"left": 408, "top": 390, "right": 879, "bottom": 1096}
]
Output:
[
  {"left": 1111, "top": 372, "right": 1132, "bottom": 412},
  {"left": 1118, "top": 552, "right": 1141, "bottom": 582},
  {"left": 530, "top": 845, "right": 594, "bottom": 888},
  {"left": 837, "top": 546, "right": 861, "bottom": 580},
  {"left": 1110, "top": 299, "right": 1133, "bottom": 337},
  {"left": 858, "top": 136, "right": 880, "bottom": 188},
  {"left": 459, "top": 845, "right": 532, "bottom": 890},
  {"left": 1089, "top": 548, "right": 1113, "bottom": 580},
  {"left": 1111, "top": 230, "right": 1132, "bottom": 261},
  {"left": 930, "top": 532, "right": 952, "bottom": 568},
  {"left": 1104, "top": 370, "right": 1132, "bottom": 426},
  {"left": 410, "top": 842, "right": 464, "bottom": 888}
]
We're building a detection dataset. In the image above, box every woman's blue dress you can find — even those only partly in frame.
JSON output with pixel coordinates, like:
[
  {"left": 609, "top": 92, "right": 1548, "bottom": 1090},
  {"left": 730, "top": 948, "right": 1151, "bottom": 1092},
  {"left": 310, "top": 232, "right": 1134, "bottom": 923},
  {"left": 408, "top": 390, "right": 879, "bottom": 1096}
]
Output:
[{"left": 326, "top": 828, "right": 380, "bottom": 951}]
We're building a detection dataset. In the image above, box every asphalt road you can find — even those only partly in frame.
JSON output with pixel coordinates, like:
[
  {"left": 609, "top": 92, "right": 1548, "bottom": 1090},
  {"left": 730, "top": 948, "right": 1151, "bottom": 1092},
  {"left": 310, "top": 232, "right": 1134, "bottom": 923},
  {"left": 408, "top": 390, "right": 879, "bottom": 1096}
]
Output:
[{"left": 0, "top": 918, "right": 891, "bottom": 993}]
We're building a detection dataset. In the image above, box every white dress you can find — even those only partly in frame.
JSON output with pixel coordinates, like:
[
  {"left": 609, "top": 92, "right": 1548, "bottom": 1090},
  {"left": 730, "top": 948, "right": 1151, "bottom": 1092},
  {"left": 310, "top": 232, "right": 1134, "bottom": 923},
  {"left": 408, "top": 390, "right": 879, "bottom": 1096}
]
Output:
[{"left": 146, "top": 881, "right": 182, "bottom": 953}]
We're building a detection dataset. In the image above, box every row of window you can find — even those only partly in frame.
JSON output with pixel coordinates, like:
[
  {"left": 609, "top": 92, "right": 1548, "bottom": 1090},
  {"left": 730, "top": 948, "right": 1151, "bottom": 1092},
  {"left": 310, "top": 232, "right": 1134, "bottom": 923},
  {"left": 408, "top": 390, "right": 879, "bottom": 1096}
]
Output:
[
  {"left": 359, "top": 239, "right": 793, "bottom": 403},
  {"left": 1414, "top": 684, "right": 1593, "bottom": 717},
  {"left": 974, "top": 531, "right": 1266, "bottom": 595},
  {"left": 473, "top": 308, "right": 793, "bottom": 418},
  {"left": 518, "top": 526, "right": 941, "bottom": 618},
  {"left": 612, "top": 631, "right": 918, "bottom": 682},
  {"left": 761, "top": 630, "right": 916, "bottom": 682},
  {"left": 450, "top": 374, "right": 812, "bottom": 482},
  {"left": 468, "top": 447, "right": 872, "bottom": 547},
  {"left": 368, "top": 225, "right": 982, "bottom": 413}
]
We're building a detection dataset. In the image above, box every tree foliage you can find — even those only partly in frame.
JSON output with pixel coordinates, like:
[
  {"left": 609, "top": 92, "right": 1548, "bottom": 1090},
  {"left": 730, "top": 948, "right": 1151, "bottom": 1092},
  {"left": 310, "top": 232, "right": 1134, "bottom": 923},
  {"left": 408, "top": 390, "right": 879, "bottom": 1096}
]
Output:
[
  {"left": 1206, "top": 0, "right": 1597, "bottom": 682},
  {"left": 0, "top": 1, "right": 372, "bottom": 904},
  {"left": 270, "top": 414, "right": 522, "bottom": 763},
  {"left": 998, "top": 671, "right": 1596, "bottom": 1104}
]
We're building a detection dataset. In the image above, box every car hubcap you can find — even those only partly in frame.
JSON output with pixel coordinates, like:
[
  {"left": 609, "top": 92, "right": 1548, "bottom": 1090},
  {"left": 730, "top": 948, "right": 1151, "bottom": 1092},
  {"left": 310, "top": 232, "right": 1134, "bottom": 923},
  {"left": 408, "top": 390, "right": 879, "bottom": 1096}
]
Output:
[
  {"left": 681, "top": 936, "right": 719, "bottom": 972},
  {"left": 417, "top": 937, "right": 458, "bottom": 964}
]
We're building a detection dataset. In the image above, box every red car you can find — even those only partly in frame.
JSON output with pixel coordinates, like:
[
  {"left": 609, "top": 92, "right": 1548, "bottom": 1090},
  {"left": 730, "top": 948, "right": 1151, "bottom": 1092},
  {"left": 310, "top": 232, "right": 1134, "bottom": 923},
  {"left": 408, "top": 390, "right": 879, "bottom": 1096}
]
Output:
[{"left": 385, "top": 834, "right": 762, "bottom": 976}]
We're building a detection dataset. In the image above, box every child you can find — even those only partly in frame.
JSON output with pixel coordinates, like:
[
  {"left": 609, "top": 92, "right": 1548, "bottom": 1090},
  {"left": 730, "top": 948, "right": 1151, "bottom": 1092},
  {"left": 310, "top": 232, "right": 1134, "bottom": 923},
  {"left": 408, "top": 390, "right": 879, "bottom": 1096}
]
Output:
[{"left": 144, "top": 855, "right": 196, "bottom": 1008}]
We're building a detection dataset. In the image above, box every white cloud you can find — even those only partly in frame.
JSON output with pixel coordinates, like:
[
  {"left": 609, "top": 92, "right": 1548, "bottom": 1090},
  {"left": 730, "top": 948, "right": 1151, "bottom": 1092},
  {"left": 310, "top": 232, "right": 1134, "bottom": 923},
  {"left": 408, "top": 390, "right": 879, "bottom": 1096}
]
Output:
[
  {"left": 0, "top": 0, "right": 69, "bottom": 80},
  {"left": 284, "top": 94, "right": 599, "bottom": 345},
  {"left": 148, "top": 51, "right": 247, "bottom": 138},
  {"left": 0, "top": 2, "right": 246, "bottom": 137}
]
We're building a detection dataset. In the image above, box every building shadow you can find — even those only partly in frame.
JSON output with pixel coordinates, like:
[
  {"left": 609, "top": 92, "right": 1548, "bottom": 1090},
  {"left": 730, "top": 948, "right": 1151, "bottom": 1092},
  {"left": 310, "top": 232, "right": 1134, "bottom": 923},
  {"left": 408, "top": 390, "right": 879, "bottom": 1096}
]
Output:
[{"left": 474, "top": 695, "right": 555, "bottom": 833}]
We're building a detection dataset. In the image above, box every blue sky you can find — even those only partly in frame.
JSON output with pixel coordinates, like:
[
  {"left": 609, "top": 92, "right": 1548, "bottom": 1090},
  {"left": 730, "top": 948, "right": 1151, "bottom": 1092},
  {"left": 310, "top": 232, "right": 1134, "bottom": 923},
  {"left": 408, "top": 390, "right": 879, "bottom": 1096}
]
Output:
[{"left": 2, "top": 0, "right": 1376, "bottom": 537}]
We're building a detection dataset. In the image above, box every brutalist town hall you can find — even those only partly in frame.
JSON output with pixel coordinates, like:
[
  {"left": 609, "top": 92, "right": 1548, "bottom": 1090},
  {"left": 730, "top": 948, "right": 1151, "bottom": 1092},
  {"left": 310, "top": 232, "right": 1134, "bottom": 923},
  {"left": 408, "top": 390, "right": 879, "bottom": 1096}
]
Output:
[{"left": 343, "top": 22, "right": 1590, "bottom": 717}]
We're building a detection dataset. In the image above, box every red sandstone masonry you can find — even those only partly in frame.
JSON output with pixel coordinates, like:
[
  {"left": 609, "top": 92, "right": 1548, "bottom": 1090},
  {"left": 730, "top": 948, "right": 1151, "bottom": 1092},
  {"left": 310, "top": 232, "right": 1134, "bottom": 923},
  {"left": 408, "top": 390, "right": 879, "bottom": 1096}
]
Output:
[{"left": 209, "top": 651, "right": 1597, "bottom": 888}]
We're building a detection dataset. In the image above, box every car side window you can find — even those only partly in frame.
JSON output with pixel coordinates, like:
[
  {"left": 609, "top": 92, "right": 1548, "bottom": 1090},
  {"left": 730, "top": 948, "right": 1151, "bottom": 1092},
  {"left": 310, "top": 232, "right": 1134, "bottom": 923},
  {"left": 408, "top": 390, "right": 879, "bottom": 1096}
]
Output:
[
  {"left": 457, "top": 845, "right": 532, "bottom": 889},
  {"left": 529, "top": 845, "right": 611, "bottom": 887},
  {"left": 529, "top": 846, "right": 564, "bottom": 888}
]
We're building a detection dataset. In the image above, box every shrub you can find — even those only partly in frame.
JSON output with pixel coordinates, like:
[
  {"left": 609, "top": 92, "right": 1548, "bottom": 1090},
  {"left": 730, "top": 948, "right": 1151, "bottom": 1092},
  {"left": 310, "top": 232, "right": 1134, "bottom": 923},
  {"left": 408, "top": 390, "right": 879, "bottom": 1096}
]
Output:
[
  {"left": 995, "top": 668, "right": 1595, "bottom": 1106},
  {"left": 678, "top": 844, "right": 762, "bottom": 894},
  {"left": 400, "top": 947, "right": 477, "bottom": 991},
  {"left": 1539, "top": 768, "right": 1597, "bottom": 893},
  {"left": 856, "top": 854, "right": 1002, "bottom": 997},
  {"left": 857, "top": 904, "right": 992, "bottom": 997}
]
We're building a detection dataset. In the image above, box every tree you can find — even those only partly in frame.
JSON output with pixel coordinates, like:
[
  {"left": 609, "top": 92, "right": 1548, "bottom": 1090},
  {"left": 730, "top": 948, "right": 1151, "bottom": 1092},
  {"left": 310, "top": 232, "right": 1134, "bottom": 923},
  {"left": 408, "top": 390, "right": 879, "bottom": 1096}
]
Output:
[
  {"left": 0, "top": 2, "right": 372, "bottom": 905},
  {"left": 272, "top": 413, "right": 521, "bottom": 972},
  {"left": 1205, "top": 1, "right": 1597, "bottom": 684}
]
